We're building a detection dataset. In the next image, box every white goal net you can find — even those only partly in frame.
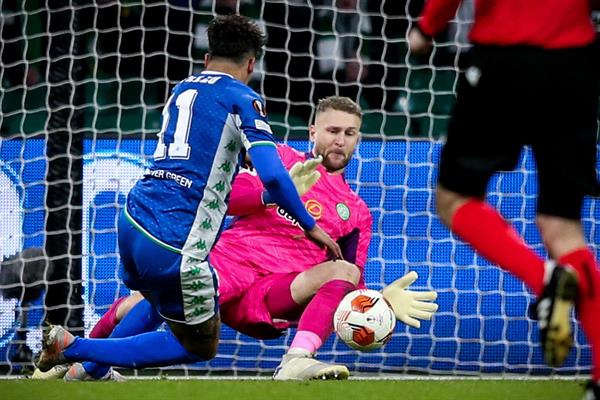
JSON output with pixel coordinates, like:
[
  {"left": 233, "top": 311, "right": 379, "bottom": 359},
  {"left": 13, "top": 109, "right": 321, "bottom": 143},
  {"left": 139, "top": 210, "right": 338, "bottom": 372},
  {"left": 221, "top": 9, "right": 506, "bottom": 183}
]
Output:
[{"left": 0, "top": 0, "right": 597, "bottom": 377}]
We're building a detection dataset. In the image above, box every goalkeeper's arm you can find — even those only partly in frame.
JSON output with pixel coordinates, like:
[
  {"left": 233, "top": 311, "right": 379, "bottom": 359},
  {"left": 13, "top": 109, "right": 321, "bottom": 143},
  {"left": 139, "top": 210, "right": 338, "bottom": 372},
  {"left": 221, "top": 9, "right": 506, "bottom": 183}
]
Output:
[
  {"left": 228, "top": 154, "right": 322, "bottom": 216},
  {"left": 247, "top": 145, "right": 315, "bottom": 230},
  {"left": 248, "top": 145, "right": 342, "bottom": 259}
]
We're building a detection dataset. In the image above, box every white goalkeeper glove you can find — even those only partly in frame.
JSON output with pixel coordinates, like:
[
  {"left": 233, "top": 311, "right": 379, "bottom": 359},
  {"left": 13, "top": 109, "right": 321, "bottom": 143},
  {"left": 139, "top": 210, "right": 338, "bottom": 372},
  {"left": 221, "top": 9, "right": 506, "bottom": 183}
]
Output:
[
  {"left": 382, "top": 271, "right": 439, "bottom": 329},
  {"left": 289, "top": 155, "right": 323, "bottom": 196}
]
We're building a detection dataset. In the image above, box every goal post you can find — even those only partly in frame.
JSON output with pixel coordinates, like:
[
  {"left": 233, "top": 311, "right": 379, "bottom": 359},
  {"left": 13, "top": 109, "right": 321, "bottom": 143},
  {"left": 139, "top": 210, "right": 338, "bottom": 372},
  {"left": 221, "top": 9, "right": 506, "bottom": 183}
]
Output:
[
  {"left": 44, "top": 0, "right": 86, "bottom": 339},
  {"left": 0, "top": 0, "right": 597, "bottom": 377}
]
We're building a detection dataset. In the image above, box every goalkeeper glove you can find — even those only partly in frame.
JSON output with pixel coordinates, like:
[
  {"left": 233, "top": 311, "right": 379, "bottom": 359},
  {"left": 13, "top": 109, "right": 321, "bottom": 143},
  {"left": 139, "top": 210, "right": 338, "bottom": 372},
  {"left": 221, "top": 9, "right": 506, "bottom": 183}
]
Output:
[
  {"left": 382, "top": 271, "right": 439, "bottom": 329},
  {"left": 289, "top": 155, "right": 323, "bottom": 196}
]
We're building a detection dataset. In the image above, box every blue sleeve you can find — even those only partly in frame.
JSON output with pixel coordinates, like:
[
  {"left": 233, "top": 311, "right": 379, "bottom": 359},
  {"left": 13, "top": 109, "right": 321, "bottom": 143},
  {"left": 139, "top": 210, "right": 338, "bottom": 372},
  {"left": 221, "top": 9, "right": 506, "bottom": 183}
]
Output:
[
  {"left": 248, "top": 145, "right": 316, "bottom": 231},
  {"left": 232, "top": 88, "right": 275, "bottom": 149}
]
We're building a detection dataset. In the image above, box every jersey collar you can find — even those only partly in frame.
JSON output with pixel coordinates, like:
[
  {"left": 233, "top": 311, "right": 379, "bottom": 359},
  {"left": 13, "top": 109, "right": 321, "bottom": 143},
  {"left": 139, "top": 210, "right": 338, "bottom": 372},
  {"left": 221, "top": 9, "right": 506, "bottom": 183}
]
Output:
[{"left": 201, "top": 70, "right": 234, "bottom": 79}]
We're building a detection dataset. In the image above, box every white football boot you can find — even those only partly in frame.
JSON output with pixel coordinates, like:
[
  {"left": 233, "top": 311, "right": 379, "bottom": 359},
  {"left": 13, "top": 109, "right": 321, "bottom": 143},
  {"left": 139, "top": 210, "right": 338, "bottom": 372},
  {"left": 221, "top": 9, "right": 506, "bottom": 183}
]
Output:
[
  {"left": 273, "top": 350, "right": 349, "bottom": 381},
  {"left": 64, "top": 363, "right": 127, "bottom": 382},
  {"left": 31, "top": 364, "right": 70, "bottom": 380}
]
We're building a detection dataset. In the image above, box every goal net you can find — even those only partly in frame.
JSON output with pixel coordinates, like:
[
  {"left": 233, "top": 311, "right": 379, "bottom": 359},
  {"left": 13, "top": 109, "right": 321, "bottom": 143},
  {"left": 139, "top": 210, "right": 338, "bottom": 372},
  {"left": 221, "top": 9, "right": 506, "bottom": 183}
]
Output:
[{"left": 0, "top": 0, "right": 597, "bottom": 377}]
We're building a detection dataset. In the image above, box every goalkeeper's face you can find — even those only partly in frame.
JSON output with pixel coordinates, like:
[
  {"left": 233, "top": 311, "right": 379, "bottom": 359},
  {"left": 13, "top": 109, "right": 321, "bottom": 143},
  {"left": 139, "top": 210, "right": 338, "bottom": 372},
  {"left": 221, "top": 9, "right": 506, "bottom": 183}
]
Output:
[{"left": 310, "top": 109, "right": 361, "bottom": 174}]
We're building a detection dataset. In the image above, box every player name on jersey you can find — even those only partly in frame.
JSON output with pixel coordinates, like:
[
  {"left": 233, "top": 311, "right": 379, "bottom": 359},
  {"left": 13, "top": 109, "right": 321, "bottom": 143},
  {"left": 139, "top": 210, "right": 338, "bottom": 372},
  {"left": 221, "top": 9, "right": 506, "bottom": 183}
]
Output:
[{"left": 183, "top": 75, "right": 222, "bottom": 85}]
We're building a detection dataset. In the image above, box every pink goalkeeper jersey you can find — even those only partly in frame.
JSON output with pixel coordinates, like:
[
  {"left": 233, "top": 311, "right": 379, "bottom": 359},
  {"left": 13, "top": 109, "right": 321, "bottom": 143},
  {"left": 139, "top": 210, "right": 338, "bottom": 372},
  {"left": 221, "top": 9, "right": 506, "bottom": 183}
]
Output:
[{"left": 209, "top": 144, "right": 372, "bottom": 304}]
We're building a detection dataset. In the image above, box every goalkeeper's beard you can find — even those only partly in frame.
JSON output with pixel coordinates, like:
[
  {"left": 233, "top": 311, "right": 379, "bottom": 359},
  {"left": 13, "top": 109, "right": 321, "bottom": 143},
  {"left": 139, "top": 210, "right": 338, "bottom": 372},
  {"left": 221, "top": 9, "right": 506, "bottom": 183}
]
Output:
[{"left": 319, "top": 149, "right": 350, "bottom": 174}]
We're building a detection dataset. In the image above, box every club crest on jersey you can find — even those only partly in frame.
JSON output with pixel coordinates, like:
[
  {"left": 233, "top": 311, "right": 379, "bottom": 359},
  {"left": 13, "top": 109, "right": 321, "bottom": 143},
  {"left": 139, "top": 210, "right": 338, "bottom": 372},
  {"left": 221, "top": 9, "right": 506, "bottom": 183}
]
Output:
[
  {"left": 252, "top": 99, "right": 267, "bottom": 118},
  {"left": 336, "top": 203, "right": 350, "bottom": 221},
  {"left": 304, "top": 199, "right": 322, "bottom": 220}
]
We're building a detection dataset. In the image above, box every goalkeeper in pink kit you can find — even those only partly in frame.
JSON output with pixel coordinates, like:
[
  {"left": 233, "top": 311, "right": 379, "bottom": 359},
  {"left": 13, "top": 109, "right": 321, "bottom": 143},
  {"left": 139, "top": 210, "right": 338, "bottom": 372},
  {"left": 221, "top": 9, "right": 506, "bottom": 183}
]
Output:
[
  {"left": 221, "top": 97, "right": 435, "bottom": 381},
  {"left": 37, "top": 96, "right": 438, "bottom": 381},
  {"left": 215, "top": 100, "right": 376, "bottom": 380}
]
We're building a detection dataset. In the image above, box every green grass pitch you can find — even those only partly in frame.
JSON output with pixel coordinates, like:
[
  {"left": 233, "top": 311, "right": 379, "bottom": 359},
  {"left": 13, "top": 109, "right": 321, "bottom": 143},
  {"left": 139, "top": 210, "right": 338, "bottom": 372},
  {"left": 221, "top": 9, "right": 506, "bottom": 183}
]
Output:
[{"left": 1, "top": 379, "right": 585, "bottom": 400}]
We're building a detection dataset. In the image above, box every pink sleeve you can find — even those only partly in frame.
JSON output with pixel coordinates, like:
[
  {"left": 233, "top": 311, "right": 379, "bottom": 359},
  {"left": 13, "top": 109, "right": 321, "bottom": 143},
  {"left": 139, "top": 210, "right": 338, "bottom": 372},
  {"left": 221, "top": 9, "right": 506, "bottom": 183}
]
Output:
[
  {"left": 275, "top": 144, "right": 300, "bottom": 168},
  {"left": 227, "top": 169, "right": 266, "bottom": 216},
  {"left": 356, "top": 203, "right": 373, "bottom": 290},
  {"left": 227, "top": 145, "right": 294, "bottom": 216},
  {"left": 418, "top": 0, "right": 462, "bottom": 37}
]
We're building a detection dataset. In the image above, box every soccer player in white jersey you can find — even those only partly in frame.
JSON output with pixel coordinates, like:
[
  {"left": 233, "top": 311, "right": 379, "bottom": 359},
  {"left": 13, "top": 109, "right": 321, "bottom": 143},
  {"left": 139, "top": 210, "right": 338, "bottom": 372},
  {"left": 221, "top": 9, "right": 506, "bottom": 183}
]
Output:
[
  {"left": 35, "top": 14, "right": 342, "bottom": 373},
  {"left": 37, "top": 97, "right": 437, "bottom": 381}
]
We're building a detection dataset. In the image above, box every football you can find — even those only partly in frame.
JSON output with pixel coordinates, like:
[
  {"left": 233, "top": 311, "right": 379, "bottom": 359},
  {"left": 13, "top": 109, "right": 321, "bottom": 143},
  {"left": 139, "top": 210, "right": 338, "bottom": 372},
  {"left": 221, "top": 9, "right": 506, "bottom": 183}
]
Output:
[{"left": 333, "top": 289, "right": 396, "bottom": 351}]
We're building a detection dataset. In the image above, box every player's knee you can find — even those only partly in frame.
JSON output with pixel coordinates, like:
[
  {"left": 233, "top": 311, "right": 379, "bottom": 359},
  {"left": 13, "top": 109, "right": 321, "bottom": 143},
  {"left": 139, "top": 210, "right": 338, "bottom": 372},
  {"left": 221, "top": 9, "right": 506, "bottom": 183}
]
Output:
[
  {"left": 436, "top": 186, "right": 470, "bottom": 226},
  {"left": 436, "top": 186, "right": 455, "bottom": 225},
  {"left": 182, "top": 339, "right": 218, "bottom": 361},
  {"left": 327, "top": 260, "right": 361, "bottom": 286},
  {"left": 536, "top": 214, "right": 586, "bottom": 257},
  {"left": 536, "top": 214, "right": 563, "bottom": 237},
  {"left": 171, "top": 315, "right": 220, "bottom": 361}
]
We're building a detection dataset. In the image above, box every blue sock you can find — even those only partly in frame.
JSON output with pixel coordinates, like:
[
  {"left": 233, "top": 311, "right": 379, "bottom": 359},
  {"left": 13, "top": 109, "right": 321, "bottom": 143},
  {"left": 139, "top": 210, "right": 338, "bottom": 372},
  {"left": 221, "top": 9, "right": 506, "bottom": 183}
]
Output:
[
  {"left": 82, "top": 299, "right": 164, "bottom": 378},
  {"left": 63, "top": 300, "right": 201, "bottom": 371},
  {"left": 64, "top": 329, "right": 202, "bottom": 369}
]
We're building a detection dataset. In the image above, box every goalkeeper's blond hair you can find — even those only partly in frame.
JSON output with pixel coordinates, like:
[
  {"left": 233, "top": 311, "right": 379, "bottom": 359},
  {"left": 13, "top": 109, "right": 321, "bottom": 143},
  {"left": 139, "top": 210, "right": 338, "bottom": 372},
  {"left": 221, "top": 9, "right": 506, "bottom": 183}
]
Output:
[{"left": 315, "top": 96, "right": 362, "bottom": 121}]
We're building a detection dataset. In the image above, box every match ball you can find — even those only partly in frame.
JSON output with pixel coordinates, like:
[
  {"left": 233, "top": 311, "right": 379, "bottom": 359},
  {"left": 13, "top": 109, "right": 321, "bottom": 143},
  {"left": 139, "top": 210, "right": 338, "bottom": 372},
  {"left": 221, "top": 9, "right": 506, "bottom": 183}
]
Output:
[{"left": 333, "top": 289, "right": 396, "bottom": 351}]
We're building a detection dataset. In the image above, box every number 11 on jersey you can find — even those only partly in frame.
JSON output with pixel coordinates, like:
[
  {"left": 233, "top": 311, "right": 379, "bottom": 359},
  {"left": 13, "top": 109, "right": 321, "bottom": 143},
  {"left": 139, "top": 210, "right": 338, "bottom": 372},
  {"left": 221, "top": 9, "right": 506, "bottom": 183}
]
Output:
[{"left": 153, "top": 89, "right": 198, "bottom": 161}]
